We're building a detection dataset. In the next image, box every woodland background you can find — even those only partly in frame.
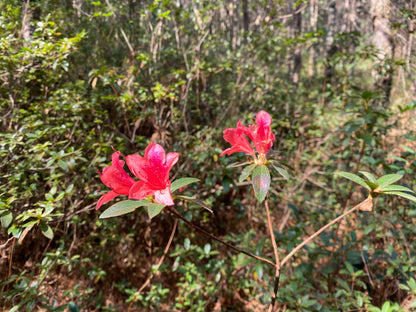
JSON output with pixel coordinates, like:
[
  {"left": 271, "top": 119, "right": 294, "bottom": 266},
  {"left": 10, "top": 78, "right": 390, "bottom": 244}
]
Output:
[{"left": 1, "top": 0, "right": 416, "bottom": 311}]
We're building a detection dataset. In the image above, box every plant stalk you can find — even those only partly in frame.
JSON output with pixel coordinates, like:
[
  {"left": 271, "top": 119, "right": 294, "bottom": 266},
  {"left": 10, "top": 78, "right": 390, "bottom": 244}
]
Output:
[
  {"left": 280, "top": 198, "right": 371, "bottom": 267},
  {"left": 265, "top": 199, "right": 280, "bottom": 312},
  {"left": 167, "top": 206, "right": 276, "bottom": 268}
]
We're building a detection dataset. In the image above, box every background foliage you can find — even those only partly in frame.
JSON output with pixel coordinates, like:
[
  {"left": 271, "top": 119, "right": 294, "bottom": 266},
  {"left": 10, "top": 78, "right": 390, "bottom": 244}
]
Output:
[{"left": 1, "top": 0, "right": 416, "bottom": 311}]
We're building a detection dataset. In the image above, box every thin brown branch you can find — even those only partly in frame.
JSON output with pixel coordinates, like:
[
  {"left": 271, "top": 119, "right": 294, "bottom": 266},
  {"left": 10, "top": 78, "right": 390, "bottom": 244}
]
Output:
[
  {"left": 281, "top": 198, "right": 371, "bottom": 267},
  {"left": 265, "top": 199, "right": 280, "bottom": 312},
  {"left": 166, "top": 206, "right": 275, "bottom": 268}
]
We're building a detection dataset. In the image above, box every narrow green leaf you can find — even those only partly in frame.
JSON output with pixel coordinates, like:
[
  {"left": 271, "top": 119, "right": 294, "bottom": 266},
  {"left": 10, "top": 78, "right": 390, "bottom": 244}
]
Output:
[
  {"left": 380, "top": 191, "right": 416, "bottom": 203},
  {"left": 269, "top": 162, "right": 289, "bottom": 180},
  {"left": 273, "top": 160, "right": 295, "bottom": 171},
  {"left": 380, "top": 185, "right": 415, "bottom": 193},
  {"left": 175, "top": 195, "right": 213, "bottom": 213},
  {"left": 376, "top": 174, "right": 403, "bottom": 187},
  {"left": 1, "top": 211, "right": 12, "bottom": 228},
  {"left": 58, "top": 159, "right": 68, "bottom": 171},
  {"left": 239, "top": 164, "right": 256, "bottom": 183},
  {"left": 359, "top": 171, "right": 377, "bottom": 183},
  {"left": 68, "top": 302, "right": 80, "bottom": 312},
  {"left": 363, "top": 180, "right": 379, "bottom": 191},
  {"left": 41, "top": 223, "right": 54, "bottom": 240},
  {"left": 252, "top": 165, "right": 271, "bottom": 203},
  {"left": 401, "top": 145, "right": 415, "bottom": 154},
  {"left": 145, "top": 203, "right": 165, "bottom": 219},
  {"left": 226, "top": 161, "right": 250, "bottom": 168},
  {"left": 99, "top": 200, "right": 147, "bottom": 219},
  {"left": 170, "top": 177, "right": 200, "bottom": 193},
  {"left": 334, "top": 171, "right": 371, "bottom": 191}
]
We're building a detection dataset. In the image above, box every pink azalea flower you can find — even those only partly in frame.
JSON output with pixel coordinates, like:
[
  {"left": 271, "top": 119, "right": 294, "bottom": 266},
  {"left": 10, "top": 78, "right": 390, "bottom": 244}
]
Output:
[
  {"left": 126, "top": 143, "right": 179, "bottom": 206},
  {"left": 96, "top": 151, "right": 136, "bottom": 210},
  {"left": 221, "top": 111, "right": 275, "bottom": 160},
  {"left": 220, "top": 127, "right": 255, "bottom": 156}
]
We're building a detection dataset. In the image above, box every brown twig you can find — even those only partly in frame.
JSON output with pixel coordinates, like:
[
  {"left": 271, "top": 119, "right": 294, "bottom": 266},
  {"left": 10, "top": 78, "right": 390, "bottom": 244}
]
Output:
[
  {"left": 265, "top": 199, "right": 280, "bottom": 312},
  {"left": 281, "top": 198, "right": 371, "bottom": 267},
  {"left": 166, "top": 206, "right": 275, "bottom": 268}
]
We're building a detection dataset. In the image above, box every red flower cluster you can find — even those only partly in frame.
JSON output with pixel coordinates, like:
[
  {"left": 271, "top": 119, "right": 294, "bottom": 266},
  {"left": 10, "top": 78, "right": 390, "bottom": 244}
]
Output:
[
  {"left": 96, "top": 143, "right": 179, "bottom": 210},
  {"left": 220, "top": 111, "right": 275, "bottom": 163}
]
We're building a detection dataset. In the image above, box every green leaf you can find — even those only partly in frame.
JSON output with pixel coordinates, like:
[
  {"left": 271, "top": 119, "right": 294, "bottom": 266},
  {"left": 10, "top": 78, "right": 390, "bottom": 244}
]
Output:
[
  {"left": 58, "top": 159, "right": 68, "bottom": 171},
  {"left": 175, "top": 195, "right": 213, "bottom": 213},
  {"left": 275, "top": 160, "right": 295, "bottom": 171},
  {"left": 68, "top": 302, "right": 80, "bottom": 312},
  {"left": 359, "top": 171, "right": 377, "bottom": 183},
  {"left": 170, "top": 177, "right": 200, "bottom": 193},
  {"left": 376, "top": 174, "right": 403, "bottom": 187},
  {"left": 380, "top": 185, "right": 415, "bottom": 193},
  {"left": 184, "top": 238, "right": 190, "bottom": 250},
  {"left": 1, "top": 211, "right": 12, "bottom": 228},
  {"left": 379, "top": 191, "right": 416, "bottom": 203},
  {"left": 41, "top": 222, "right": 54, "bottom": 240},
  {"left": 269, "top": 162, "right": 289, "bottom": 180},
  {"left": 239, "top": 164, "right": 256, "bottom": 182},
  {"left": 145, "top": 202, "right": 165, "bottom": 219},
  {"left": 334, "top": 171, "right": 371, "bottom": 191},
  {"left": 363, "top": 180, "right": 379, "bottom": 191},
  {"left": 400, "top": 145, "right": 415, "bottom": 154},
  {"left": 226, "top": 161, "right": 250, "bottom": 168},
  {"left": 252, "top": 165, "right": 271, "bottom": 203},
  {"left": 99, "top": 200, "right": 147, "bottom": 219}
]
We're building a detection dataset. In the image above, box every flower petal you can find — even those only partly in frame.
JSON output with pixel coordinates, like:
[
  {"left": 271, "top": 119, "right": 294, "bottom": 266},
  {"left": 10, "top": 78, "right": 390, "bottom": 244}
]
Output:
[
  {"left": 126, "top": 154, "right": 148, "bottom": 181},
  {"left": 96, "top": 190, "right": 119, "bottom": 210},
  {"left": 222, "top": 128, "right": 254, "bottom": 156},
  {"left": 166, "top": 152, "right": 179, "bottom": 169},
  {"left": 256, "top": 111, "right": 272, "bottom": 127},
  {"left": 154, "top": 185, "right": 174, "bottom": 206},
  {"left": 129, "top": 180, "right": 155, "bottom": 199},
  {"left": 145, "top": 143, "right": 166, "bottom": 167},
  {"left": 100, "top": 165, "right": 135, "bottom": 194}
]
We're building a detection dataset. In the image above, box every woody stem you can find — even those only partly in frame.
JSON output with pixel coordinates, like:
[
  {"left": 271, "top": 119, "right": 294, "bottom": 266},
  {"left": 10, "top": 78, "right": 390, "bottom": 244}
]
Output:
[
  {"left": 167, "top": 206, "right": 276, "bottom": 268},
  {"left": 280, "top": 199, "right": 369, "bottom": 267},
  {"left": 265, "top": 199, "right": 280, "bottom": 312}
]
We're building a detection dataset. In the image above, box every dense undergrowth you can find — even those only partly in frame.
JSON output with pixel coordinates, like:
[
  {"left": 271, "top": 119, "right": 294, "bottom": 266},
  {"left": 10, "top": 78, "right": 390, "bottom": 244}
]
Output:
[{"left": 1, "top": 0, "right": 416, "bottom": 311}]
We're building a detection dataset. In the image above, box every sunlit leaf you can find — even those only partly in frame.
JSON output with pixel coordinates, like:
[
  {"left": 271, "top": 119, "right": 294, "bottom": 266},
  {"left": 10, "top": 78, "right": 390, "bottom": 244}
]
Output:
[
  {"left": 1, "top": 211, "right": 12, "bottom": 228},
  {"left": 41, "top": 222, "right": 54, "bottom": 240},
  {"left": 252, "top": 165, "right": 270, "bottom": 203},
  {"left": 269, "top": 162, "right": 289, "bottom": 180},
  {"left": 239, "top": 164, "right": 256, "bottom": 182},
  {"left": 145, "top": 202, "right": 166, "bottom": 219},
  {"left": 99, "top": 200, "right": 148, "bottom": 219},
  {"left": 334, "top": 171, "right": 371, "bottom": 191},
  {"left": 359, "top": 171, "right": 377, "bottom": 183},
  {"left": 379, "top": 191, "right": 416, "bottom": 203},
  {"left": 376, "top": 174, "right": 403, "bottom": 188},
  {"left": 363, "top": 180, "right": 379, "bottom": 191},
  {"left": 379, "top": 185, "right": 415, "bottom": 193},
  {"left": 401, "top": 145, "right": 415, "bottom": 154},
  {"left": 171, "top": 177, "right": 200, "bottom": 193}
]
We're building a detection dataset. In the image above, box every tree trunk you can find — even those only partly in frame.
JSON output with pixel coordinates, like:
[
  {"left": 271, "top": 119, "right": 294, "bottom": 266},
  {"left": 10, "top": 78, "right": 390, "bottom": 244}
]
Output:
[
  {"left": 292, "top": 2, "right": 302, "bottom": 87},
  {"left": 371, "top": 0, "right": 393, "bottom": 105},
  {"left": 308, "top": 0, "right": 318, "bottom": 77},
  {"left": 325, "top": 0, "right": 337, "bottom": 81}
]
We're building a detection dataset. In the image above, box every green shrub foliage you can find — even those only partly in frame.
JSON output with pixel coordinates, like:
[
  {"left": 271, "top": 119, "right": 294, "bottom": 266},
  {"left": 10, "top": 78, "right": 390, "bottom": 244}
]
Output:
[{"left": 1, "top": 0, "right": 416, "bottom": 311}]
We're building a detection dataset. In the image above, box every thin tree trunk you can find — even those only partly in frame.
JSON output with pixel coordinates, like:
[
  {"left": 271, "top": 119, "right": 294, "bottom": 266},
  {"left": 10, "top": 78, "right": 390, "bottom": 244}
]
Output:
[
  {"left": 292, "top": 2, "right": 302, "bottom": 87},
  {"left": 371, "top": 0, "right": 393, "bottom": 105},
  {"left": 325, "top": 0, "right": 337, "bottom": 81},
  {"left": 308, "top": 0, "right": 318, "bottom": 77},
  {"left": 242, "top": 0, "right": 249, "bottom": 44}
]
